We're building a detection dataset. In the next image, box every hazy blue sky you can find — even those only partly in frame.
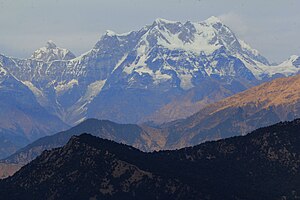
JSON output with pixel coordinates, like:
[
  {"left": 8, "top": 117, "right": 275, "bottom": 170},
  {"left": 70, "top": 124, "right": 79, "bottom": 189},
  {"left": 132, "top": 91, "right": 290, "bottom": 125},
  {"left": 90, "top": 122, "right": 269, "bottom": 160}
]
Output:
[{"left": 0, "top": 0, "right": 299, "bottom": 63}]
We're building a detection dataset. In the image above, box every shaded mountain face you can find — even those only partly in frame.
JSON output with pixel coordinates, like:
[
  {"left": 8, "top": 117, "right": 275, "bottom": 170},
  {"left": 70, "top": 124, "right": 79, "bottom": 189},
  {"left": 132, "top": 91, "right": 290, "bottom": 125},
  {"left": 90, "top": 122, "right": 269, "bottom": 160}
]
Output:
[
  {"left": 1, "top": 119, "right": 300, "bottom": 200},
  {"left": 1, "top": 17, "right": 299, "bottom": 127},
  {"left": 160, "top": 73, "right": 300, "bottom": 149},
  {"left": 0, "top": 64, "right": 67, "bottom": 159}
]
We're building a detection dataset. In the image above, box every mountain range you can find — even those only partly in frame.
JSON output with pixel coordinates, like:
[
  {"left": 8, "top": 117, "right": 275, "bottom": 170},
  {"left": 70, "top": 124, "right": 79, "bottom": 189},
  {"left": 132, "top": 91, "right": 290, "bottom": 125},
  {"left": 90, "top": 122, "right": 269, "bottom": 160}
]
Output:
[
  {"left": 1, "top": 118, "right": 300, "bottom": 200},
  {"left": 1, "top": 17, "right": 300, "bottom": 157},
  {"left": 3, "top": 72, "right": 300, "bottom": 170}
]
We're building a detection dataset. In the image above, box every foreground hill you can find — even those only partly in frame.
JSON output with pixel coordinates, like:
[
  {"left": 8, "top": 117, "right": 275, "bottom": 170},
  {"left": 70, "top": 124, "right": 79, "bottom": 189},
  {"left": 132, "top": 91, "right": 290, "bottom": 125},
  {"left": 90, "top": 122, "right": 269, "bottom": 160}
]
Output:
[{"left": 1, "top": 119, "right": 300, "bottom": 200}]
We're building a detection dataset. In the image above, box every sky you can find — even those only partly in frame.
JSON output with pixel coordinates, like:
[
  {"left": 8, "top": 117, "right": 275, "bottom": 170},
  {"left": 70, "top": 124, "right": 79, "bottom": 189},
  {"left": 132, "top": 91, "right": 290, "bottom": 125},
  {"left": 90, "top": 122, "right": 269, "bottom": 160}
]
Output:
[{"left": 0, "top": 0, "right": 299, "bottom": 63}]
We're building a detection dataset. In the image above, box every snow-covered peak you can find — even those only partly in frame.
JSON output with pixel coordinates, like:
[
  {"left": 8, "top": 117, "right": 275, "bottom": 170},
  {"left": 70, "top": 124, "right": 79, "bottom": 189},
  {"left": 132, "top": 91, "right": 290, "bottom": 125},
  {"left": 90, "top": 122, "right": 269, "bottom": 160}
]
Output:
[
  {"left": 154, "top": 18, "right": 179, "bottom": 25},
  {"left": 238, "top": 39, "right": 269, "bottom": 65},
  {"left": 102, "top": 29, "right": 135, "bottom": 39},
  {"left": 91, "top": 16, "right": 271, "bottom": 86},
  {"left": 292, "top": 55, "right": 300, "bottom": 67},
  {"left": 95, "top": 16, "right": 264, "bottom": 60},
  {"left": 105, "top": 30, "right": 117, "bottom": 37},
  {"left": 278, "top": 55, "right": 300, "bottom": 68},
  {"left": 256, "top": 55, "right": 300, "bottom": 78},
  {"left": 0, "top": 64, "right": 10, "bottom": 84},
  {"left": 288, "top": 55, "right": 299, "bottom": 62},
  {"left": 46, "top": 40, "right": 57, "bottom": 49},
  {"left": 0, "top": 65, "right": 7, "bottom": 77},
  {"left": 204, "top": 16, "right": 223, "bottom": 25},
  {"left": 239, "top": 39, "right": 260, "bottom": 56},
  {"left": 30, "top": 41, "right": 76, "bottom": 62},
  {"left": 135, "top": 17, "right": 232, "bottom": 55}
]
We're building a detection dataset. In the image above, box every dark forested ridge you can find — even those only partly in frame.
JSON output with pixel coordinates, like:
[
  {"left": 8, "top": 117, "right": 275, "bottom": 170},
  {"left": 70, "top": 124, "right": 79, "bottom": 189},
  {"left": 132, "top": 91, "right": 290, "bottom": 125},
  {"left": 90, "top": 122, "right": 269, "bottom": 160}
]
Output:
[{"left": 1, "top": 119, "right": 300, "bottom": 199}]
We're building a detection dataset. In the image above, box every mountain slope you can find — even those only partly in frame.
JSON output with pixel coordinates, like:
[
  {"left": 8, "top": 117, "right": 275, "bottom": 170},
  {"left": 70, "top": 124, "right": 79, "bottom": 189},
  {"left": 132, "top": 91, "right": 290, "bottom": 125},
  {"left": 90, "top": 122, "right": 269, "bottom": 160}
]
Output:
[
  {"left": 1, "top": 119, "right": 300, "bottom": 199},
  {"left": 161, "top": 73, "right": 300, "bottom": 149}
]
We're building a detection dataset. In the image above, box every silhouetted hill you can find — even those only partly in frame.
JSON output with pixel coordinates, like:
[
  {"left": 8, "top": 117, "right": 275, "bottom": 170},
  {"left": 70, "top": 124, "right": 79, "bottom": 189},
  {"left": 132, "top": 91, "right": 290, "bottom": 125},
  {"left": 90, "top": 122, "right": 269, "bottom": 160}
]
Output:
[
  {"left": 2, "top": 119, "right": 161, "bottom": 165},
  {"left": 1, "top": 119, "right": 300, "bottom": 199}
]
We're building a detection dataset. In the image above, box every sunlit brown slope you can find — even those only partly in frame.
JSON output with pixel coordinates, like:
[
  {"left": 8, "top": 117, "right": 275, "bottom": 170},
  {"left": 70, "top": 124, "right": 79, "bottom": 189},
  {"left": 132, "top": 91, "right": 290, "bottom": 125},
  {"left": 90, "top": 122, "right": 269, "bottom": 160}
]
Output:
[
  {"left": 162, "top": 74, "right": 300, "bottom": 149},
  {"left": 211, "top": 74, "right": 300, "bottom": 110}
]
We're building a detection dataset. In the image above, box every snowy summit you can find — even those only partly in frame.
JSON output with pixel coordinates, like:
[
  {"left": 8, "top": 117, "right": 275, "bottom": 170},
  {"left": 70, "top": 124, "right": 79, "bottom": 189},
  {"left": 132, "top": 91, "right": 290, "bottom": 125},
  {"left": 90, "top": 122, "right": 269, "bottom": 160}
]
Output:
[{"left": 31, "top": 40, "right": 76, "bottom": 62}]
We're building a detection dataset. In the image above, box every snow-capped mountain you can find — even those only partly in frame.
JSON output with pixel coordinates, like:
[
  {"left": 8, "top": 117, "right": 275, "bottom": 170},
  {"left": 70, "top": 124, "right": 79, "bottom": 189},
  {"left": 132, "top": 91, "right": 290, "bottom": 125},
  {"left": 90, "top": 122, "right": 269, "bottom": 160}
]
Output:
[
  {"left": 101, "top": 16, "right": 266, "bottom": 89},
  {"left": 1, "top": 17, "right": 299, "bottom": 127},
  {"left": 31, "top": 40, "right": 76, "bottom": 62}
]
